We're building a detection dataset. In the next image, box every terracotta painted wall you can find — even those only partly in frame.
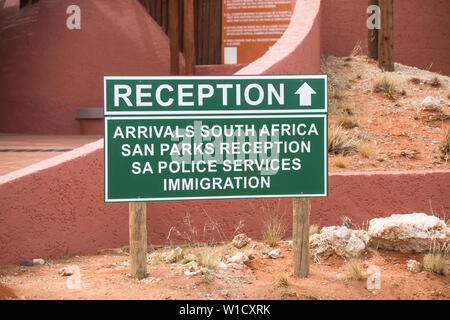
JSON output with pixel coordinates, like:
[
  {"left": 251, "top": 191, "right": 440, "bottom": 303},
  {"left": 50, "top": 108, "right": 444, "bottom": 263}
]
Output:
[
  {"left": 321, "top": 0, "right": 450, "bottom": 75},
  {"left": 0, "top": 0, "right": 171, "bottom": 134},
  {"left": 1, "top": 139, "right": 449, "bottom": 264}
]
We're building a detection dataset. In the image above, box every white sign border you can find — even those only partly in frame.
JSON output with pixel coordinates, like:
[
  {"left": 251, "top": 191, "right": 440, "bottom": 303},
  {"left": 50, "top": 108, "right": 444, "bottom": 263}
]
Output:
[
  {"left": 103, "top": 75, "right": 328, "bottom": 116},
  {"left": 104, "top": 114, "right": 328, "bottom": 202}
]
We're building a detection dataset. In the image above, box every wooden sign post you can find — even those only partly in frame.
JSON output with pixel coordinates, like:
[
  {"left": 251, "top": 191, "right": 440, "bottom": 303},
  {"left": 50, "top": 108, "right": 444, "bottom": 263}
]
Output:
[
  {"left": 293, "top": 198, "right": 310, "bottom": 278},
  {"left": 129, "top": 202, "right": 147, "bottom": 279}
]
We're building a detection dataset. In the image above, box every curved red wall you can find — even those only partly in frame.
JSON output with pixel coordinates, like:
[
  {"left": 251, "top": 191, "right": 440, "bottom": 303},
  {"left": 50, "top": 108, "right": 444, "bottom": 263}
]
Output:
[{"left": 0, "top": 0, "right": 171, "bottom": 134}]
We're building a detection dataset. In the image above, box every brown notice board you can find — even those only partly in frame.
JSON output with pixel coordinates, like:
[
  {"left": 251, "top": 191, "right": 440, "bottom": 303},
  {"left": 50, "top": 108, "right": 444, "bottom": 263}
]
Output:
[{"left": 221, "top": 0, "right": 292, "bottom": 64}]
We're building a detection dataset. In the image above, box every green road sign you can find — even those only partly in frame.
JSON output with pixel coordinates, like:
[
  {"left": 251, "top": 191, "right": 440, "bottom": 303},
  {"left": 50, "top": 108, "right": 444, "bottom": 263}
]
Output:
[
  {"left": 104, "top": 75, "right": 327, "bottom": 115},
  {"left": 103, "top": 75, "right": 328, "bottom": 202}
]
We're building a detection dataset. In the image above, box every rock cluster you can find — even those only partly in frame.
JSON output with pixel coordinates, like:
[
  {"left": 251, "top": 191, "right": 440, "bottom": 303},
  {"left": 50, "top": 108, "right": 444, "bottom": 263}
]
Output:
[
  {"left": 310, "top": 226, "right": 369, "bottom": 260},
  {"left": 368, "top": 213, "right": 449, "bottom": 253}
]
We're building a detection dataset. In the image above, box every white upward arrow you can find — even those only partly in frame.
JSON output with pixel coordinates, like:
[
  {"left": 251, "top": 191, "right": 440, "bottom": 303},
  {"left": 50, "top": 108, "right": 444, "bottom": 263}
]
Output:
[{"left": 295, "top": 82, "right": 316, "bottom": 106}]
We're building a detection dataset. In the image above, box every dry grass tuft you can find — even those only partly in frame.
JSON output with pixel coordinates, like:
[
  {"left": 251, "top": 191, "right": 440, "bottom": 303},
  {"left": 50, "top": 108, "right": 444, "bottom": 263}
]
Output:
[
  {"left": 349, "top": 41, "right": 362, "bottom": 57},
  {"left": 346, "top": 259, "right": 366, "bottom": 281},
  {"left": 341, "top": 104, "right": 355, "bottom": 115},
  {"left": 331, "top": 87, "right": 345, "bottom": 100},
  {"left": 409, "top": 77, "right": 421, "bottom": 84},
  {"left": 328, "top": 126, "right": 356, "bottom": 155},
  {"left": 261, "top": 200, "right": 287, "bottom": 247},
  {"left": 334, "top": 154, "right": 347, "bottom": 168},
  {"left": 336, "top": 113, "right": 358, "bottom": 129},
  {"left": 357, "top": 141, "right": 377, "bottom": 159},
  {"left": 274, "top": 274, "right": 289, "bottom": 289},
  {"left": 373, "top": 75, "right": 397, "bottom": 99},
  {"left": 202, "top": 271, "right": 213, "bottom": 284},
  {"left": 438, "top": 127, "right": 450, "bottom": 162},
  {"left": 429, "top": 74, "right": 442, "bottom": 87},
  {"left": 423, "top": 241, "right": 449, "bottom": 276},
  {"left": 193, "top": 248, "right": 218, "bottom": 270},
  {"left": 309, "top": 224, "right": 320, "bottom": 236}
]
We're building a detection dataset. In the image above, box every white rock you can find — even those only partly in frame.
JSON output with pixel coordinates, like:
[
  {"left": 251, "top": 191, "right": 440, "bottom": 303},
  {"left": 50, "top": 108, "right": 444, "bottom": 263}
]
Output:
[
  {"left": 227, "top": 252, "right": 249, "bottom": 264},
  {"left": 184, "top": 261, "right": 198, "bottom": 272},
  {"left": 310, "top": 226, "right": 368, "bottom": 259},
  {"left": 59, "top": 267, "right": 73, "bottom": 276},
  {"left": 406, "top": 259, "right": 423, "bottom": 273},
  {"left": 249, "top": 241, "right": 271, "bottom": 255},
  {"left": 183, "top": 253, "right": 197, "bottom": 263},
  {"left": 232, "top": 233, "right": 250, "bottom": 249},
  {"left": 309, "top": 233, "right": 333, "bottom": 260},
  {"left": 165, "top": 247, "right": 182, "bottom": 263},
  {"left": 217, "top": 262, "right": 228, "bottom": 270},
  {"left": 228, "top": 262, "right": 244, "bottom": 270},
  {"left": 368, "top": 213, "right": 449, "bottom": 253},
  {"left": 344, "top": 234, "right": 366, "bottom": 258},
  {"left": 32, "top": 259, "right": 45, "bottom": 265},
  {"left": 421, "top": 96, "right": 440, "bottom": 111},
  {"left": 268, "top": 249, "right": 283, "bottom": 259}
]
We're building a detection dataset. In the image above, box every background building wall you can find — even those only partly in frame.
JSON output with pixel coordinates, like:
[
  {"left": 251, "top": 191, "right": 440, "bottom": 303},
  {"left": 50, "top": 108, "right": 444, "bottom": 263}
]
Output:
[{"left": 321, "top": 0, "right": 450, "bottom": 75}]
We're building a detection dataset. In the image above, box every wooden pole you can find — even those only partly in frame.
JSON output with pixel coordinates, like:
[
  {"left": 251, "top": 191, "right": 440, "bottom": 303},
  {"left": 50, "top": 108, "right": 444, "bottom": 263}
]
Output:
[
  {"left": 129, "top": 202, "right": 147, "bottom": 279},
  {"left": 169, "top": 0, "right": 179, "bottom": 75},
  {"left": 183, "top": 0, "right": 196, "bottom": 75},
  {"left": 367, "top": 0, "right": 379, "bottom": 60},
  {"left": 378, "top": 0, "right": 394, "bottom": 71},
  {"left": 293, "top": 198, "right": 310, "bottom": 278}
]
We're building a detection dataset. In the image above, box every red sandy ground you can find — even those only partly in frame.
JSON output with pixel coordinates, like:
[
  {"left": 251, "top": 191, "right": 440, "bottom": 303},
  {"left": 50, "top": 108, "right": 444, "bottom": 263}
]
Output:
[
  {"left": 0, "top": 242, "right": 448, "bottom": 300},
  {"left": 322, "top": 55, "right": 449, "bottom": 172}
]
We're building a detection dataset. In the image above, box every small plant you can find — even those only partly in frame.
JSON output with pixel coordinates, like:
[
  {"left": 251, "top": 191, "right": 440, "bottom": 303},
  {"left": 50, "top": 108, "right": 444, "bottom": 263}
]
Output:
[
  {"left": 202, "top": 271, "right": 213, "bottom": 284},
  {"left": 341, "top": 104, "right": 355, "bottom": 115},
  {"left": 336, "top": 113, "right": 358, "bottom": 129},
  {"left": 194, "top": 248, "right": 218, "bottom": 270},
  {"left": 309, "top": 224, "right": 320, "bottom": 236},
  {"left": 423, "top": 241, "right": 449, "bottom": 275},
  {"left": 438, "top": 127, "right": 450, "bottom": 162},
  {"left": 357, "top": 131, "right": 373, "bottom": 142},
  {"left": 346, "top": 258, "right": 366, "bottom": 281},
  {"left": 429, "top": 74, "right": 442, "bottom": 87},
  {"left": 334, "top": 154, "right": 347, "bottom": 168},
  {"left": 373, "top": 75, "right": 397, "bottom": 99},
  {"left": 63, "top": 246, "right": 70, "bottom": 260},
  {"left": 342, "top": 216, "right": 352, "bottom": 228},
  {"left": 261, "top": 200, "right": 287, "bottom": 247},
  {"left": 274, "top": 274, "right": 289, "bottom": 288},
  {"left": 409, "top": 77, "right": 421, "bottom": 84},
  {"left": 328, "top": 126, "right": 356, "bottom": 155},
  {"left": 332, "top": 87, "right": 345, "bottom": 100},
  {"left": 150, "top": 256, "right": 162, "bottom": 266},
  {"left": 357, "top": 141, "right": 376, "bottom": 159},
  {"left": 392, "top": 282, "right": 400, "bottom": 288},
  {"left": 349, "top": 41, "right": 362, "bottom": 58}
]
